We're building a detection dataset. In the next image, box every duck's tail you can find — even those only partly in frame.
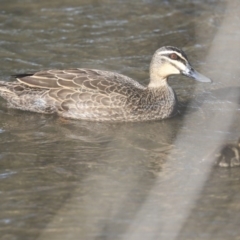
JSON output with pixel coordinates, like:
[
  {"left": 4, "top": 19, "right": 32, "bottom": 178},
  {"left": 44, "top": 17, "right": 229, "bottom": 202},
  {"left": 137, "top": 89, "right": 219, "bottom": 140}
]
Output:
[
  {"left": 0, "top": 81, "right": 10, "bottom": 87},
  {"left": 0, "top": 81, "right": 18, "bottom": 98},
  {"left": 0, "top": 80, "right": 56, "bottom": 114},
  {"left": 0, "top": 80, "right": 14, "bottom": 91}
]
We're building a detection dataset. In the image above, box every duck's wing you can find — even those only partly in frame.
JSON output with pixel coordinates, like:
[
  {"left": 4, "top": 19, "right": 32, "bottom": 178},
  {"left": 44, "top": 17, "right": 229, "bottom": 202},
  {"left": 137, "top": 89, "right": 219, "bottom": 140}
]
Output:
[
  {"left": 14, "top": 69, "right": 144, "bottom": 113},
  {"left": 15, "top": 68, "right": 143, "bottom": 94}
]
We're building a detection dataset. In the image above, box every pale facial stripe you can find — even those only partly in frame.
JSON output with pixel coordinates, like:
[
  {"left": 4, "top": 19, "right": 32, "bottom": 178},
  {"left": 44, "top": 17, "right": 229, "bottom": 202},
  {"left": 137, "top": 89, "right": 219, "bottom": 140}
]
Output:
[
  {"left": 160, "top": 55, "right": 187, "bottom": 72},
  {"left": 157, "top": 50, "right": 188, "bottom": 64}
]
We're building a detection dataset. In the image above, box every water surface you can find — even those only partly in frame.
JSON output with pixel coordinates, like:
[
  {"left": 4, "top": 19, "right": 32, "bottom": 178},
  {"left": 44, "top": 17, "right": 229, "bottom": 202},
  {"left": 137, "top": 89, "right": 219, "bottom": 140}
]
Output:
[{"left": 0, "top": 1, "right": 240, "bottom": 240}]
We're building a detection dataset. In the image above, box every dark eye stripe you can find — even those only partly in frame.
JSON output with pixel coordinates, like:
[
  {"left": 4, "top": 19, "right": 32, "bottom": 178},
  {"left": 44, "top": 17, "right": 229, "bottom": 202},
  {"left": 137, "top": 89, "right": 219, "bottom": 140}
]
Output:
[{"left": 162, "top": 54, "right": 187, "bottom": 65}]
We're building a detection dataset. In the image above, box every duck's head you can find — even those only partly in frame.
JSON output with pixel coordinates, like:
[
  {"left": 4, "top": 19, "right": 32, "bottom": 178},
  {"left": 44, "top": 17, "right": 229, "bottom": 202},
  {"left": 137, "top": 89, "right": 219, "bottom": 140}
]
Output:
[{"left": 149, "top": 46, "right": 211, "bottom": 87}]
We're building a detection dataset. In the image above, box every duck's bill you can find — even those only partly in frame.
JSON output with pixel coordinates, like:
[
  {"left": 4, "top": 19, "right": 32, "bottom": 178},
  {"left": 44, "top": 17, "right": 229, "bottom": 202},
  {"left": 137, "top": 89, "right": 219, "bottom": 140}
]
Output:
[{"left": 183, "top": 69, "right": 212, "bottom": 83}]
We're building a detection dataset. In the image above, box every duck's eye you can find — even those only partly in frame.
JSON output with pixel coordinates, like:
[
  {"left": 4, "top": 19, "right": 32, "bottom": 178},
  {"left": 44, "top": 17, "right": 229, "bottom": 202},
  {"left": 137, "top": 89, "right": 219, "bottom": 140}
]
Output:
[{"left": 169, "top": 53, "right": 178, "bottom": 60}]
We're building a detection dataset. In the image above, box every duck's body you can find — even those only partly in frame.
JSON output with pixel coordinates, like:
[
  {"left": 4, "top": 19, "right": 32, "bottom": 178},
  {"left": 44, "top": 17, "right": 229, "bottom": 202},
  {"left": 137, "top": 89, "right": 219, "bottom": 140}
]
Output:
[
  {"left": 0, "top": 46, "right": 211, "bottom": 122},
  {"left": 216, "top": 139, "right": 240, "bottom": 168},
  {"left": 0, "top": 69, "right": 177, "bottom": 121}
]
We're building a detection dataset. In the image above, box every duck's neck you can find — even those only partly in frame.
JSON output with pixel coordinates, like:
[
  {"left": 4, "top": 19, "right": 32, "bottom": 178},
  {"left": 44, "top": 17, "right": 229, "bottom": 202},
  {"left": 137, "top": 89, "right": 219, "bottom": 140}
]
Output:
[
  {"left": 148, "top": 62, "right": 170, "bottom": 88},
  {"left": 147, "top": 76, "right": 177, "bottom": 105},
  {"left": 147, "top": 67, "right": 172, "bottom": 91},
  {"left": 148, "top": 77, "right": 168, "bottom": 88},
  {"left": 146, "top": 77, "right": 178, "bottom": 118}
]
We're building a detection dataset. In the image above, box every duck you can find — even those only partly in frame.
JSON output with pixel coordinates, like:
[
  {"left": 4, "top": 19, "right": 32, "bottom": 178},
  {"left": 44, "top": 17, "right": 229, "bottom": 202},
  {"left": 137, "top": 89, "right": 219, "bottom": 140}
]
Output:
[
  {"left": 216, "top": 139, "right": 240, "bottom": 167},
  {"left": 0, "top": 46, "right": 211, "bottom": 122}
]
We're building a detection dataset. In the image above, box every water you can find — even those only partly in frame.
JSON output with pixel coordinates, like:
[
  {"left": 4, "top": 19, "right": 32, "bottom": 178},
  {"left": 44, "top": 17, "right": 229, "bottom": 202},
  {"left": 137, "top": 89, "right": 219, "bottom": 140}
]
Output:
[{"left": 0, "top": 0, "right": 240, "bottom": 240}]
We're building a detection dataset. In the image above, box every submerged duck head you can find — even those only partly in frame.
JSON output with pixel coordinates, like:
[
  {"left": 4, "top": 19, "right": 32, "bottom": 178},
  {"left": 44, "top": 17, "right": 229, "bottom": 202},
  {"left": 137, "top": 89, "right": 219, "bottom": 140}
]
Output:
[{"left": 149, "top": 46, "right": 211, "bottom": 87}]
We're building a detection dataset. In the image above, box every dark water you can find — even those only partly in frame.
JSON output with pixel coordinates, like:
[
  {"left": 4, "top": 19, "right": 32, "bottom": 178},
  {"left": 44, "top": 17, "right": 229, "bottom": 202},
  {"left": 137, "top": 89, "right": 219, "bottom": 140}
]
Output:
[{"left": 0, "top": 0, "right": 240, "bottom": 240}]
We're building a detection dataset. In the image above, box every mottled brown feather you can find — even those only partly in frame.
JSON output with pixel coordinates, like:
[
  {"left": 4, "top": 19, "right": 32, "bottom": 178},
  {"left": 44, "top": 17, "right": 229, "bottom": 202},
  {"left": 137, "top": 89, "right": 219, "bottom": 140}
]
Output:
[{"left": 18, "top": 76, "right": 60, "bottom": 89}]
